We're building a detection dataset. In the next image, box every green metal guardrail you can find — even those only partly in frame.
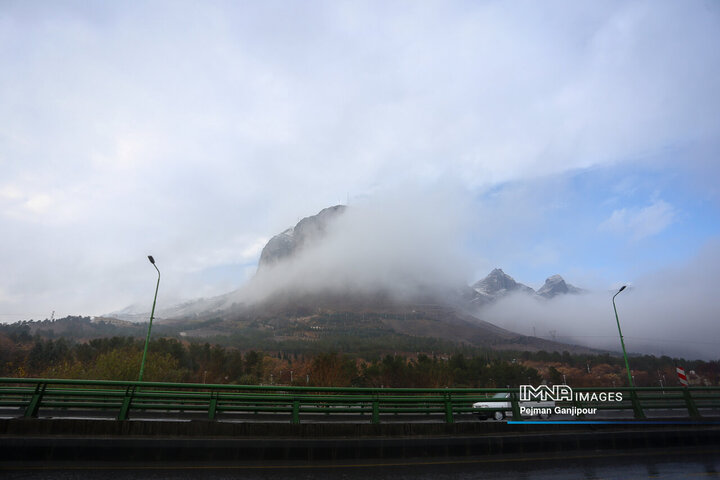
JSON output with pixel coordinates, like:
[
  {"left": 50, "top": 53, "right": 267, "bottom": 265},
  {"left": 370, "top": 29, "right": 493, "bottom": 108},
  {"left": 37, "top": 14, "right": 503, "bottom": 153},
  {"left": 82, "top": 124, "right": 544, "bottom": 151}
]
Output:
[{"left": 1, "top": 378, "right": 718, "bottom": 424}]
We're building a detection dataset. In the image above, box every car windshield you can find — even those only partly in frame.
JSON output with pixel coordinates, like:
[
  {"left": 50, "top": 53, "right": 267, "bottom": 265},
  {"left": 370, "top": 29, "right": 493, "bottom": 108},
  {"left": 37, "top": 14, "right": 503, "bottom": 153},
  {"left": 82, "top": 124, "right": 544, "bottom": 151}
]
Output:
[{"left": 492, "top": 393, "right": 509, "bottom": 399}]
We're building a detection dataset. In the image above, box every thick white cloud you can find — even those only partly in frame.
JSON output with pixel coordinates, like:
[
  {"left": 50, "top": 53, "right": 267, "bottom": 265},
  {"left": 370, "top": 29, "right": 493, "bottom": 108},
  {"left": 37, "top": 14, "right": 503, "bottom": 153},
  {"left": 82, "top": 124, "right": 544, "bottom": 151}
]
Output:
[{"left": 241, "top": 184, "right": 475, "bottom": 303}]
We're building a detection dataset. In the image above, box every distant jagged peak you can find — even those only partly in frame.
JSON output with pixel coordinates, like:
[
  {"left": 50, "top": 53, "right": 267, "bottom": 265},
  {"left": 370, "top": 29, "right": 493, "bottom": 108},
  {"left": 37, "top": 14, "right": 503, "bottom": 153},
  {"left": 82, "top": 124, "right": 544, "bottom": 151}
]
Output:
[
  {"left": 469, "top": 269, "right": 586, "bottom": 306},
  {"left": 537, "top": 274, "right": 583, "bottom": 298},
  {"left": 472, "top": 268, "right": 535, "bottom": 297}
]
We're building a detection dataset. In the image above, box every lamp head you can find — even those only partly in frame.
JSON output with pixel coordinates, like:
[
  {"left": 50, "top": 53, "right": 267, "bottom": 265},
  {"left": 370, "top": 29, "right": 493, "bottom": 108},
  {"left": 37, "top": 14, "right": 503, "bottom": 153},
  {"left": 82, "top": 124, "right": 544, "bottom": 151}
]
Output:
[
  {"left": 618, "top": 285, "right": 626, "bottom": 293},
  {"left": 148, "top": 255, "right": 155, "bottom": 265}
]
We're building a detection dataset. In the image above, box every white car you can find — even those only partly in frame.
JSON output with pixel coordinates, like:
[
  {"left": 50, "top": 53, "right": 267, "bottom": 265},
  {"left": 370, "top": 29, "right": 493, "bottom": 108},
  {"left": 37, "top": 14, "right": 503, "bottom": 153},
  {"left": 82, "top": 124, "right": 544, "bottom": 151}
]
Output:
[{"left": 472, "top": 392, "right": 554, "bottom": 421}]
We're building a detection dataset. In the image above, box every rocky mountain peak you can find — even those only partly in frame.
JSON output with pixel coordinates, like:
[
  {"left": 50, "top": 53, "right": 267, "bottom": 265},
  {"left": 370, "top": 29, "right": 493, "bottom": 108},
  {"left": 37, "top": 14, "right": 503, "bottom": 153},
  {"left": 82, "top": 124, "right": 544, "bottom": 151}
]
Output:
[
  {"left": 468, "top": 268, "right": 586, "bottom": 307},
  {"left": 472, "top": 268, "right": 535, "bottom": 297},
  {"left": 258, "top": 205, "right": 346, "bottom": 269},
  {"left": 537, "top": 274, "right": 582, "bottom": 298}
]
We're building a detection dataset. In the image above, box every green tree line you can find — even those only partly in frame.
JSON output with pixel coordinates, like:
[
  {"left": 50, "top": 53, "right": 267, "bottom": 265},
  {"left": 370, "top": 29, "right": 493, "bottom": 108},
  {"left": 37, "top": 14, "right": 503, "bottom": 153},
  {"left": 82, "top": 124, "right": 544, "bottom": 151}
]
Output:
[{"left": 2, "top": 334, "right": 718, "bottom": 387}]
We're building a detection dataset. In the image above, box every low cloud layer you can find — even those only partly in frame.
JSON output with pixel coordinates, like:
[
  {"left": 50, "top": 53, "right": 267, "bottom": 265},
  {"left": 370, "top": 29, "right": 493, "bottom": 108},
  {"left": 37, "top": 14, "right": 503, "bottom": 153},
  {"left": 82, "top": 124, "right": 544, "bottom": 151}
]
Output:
[
  {"left": 480, "top": 240, "right": 720, "bottom": 359},
  {"left": 238, "top": 185, "right": 475, "bottom": 303}
]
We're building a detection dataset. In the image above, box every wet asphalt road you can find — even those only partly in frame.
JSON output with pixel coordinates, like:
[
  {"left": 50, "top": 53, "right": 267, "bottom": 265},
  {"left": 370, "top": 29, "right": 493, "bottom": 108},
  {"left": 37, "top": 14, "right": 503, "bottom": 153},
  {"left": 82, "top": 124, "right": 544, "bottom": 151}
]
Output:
[{"left": 2, "top": 446, "right": 719, "bottom": 479}]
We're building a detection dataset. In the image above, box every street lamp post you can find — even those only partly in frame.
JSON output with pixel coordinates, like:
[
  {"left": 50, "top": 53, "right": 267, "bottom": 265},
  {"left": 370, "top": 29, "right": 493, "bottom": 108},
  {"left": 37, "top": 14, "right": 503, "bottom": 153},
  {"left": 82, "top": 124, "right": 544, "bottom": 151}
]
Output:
[
  {"left": 138, "top": 255, "right": 160, "bottom": 382},
  {"left": 612, "top": 285, "right": 634, "bottom": 387}
]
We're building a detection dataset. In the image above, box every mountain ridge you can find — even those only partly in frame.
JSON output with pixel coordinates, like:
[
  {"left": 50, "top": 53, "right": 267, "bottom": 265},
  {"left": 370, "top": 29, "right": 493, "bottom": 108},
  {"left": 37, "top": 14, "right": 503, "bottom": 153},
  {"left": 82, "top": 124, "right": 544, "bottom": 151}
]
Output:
[
  {"left": 470, "top": 268, "right": 584, "bottom": 305},
  {"left": 101, "top": 205, "right": 595, "bottom": 355}
]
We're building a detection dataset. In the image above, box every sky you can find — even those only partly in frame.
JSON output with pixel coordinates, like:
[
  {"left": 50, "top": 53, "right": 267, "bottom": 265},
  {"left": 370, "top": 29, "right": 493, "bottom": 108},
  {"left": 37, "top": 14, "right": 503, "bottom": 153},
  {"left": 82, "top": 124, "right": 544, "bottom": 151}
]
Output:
[{"left": 1, "top": 1, "right": 719, "bottom": 356}]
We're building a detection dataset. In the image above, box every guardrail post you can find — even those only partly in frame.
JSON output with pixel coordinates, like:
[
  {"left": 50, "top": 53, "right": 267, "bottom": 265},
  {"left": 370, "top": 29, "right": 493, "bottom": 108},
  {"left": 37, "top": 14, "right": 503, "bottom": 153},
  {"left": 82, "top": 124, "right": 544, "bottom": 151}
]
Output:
[
  {"left": 510, "top": 392, "right": 522, "bottom": 422},
  {"left": 372, "top": 399, "right": 380, "bottom": 424},
  {"left": 292, "top": 400, "right": 300, "bottom": 424},
  {"left": 208, "top": 392, "right": 218, "bottom": 421},
  {"left": 24, "top": 382, "right": 46, "bottom": 418},
  {"left": 444, "top": 393, "right": 454, "bottom": 424},
  {"left": 117, "top": 385, "right": 136, "bottom": 421},
  {"left": 683, "top": 388, "right": 701, "bottom": 419},
  {"left": 630, "top": 389, "right": 646, "bottom": 419}
]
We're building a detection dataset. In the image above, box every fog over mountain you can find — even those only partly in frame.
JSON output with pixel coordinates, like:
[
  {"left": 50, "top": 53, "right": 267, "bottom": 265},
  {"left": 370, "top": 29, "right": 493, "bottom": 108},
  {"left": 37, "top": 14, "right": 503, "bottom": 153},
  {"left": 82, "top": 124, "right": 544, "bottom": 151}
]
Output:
[
  {"left": 481, "top": 240, "right": 720, "bottom": 360},
  {"left": 237, "top": 186, "right": 475, "bottom": 304},
  {"left": 223, "top": 197, "right": 720, "bottom": 359},
  {"left": 108, "top": 190, "right": 720, "bottom": 360}
]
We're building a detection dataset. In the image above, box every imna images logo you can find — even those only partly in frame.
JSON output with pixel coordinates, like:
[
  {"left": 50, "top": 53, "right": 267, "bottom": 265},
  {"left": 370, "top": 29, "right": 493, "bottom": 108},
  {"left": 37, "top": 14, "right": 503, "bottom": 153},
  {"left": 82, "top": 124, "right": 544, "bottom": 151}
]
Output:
[
  {"left": 518, "top": 385, "right": 623, "bottom": 417},
  {"left": 520, "top": 385, "right": 573, "bottom": 402},
  {"left": 519, "top": 385, "right": 624, "bottom": 403}
]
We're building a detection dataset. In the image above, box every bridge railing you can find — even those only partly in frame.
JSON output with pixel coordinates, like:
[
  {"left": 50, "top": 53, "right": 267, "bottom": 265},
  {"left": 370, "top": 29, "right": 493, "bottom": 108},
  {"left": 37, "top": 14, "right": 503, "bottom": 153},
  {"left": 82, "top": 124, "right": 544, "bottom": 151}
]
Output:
[{"left": 1, "top": 378, "right": 718, "bottom": 424}]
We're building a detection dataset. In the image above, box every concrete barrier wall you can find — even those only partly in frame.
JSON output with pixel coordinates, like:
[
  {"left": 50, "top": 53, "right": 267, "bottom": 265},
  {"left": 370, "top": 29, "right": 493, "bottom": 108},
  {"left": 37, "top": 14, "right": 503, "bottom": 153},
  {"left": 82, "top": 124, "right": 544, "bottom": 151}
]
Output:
[{"left": 2, "top": 419, "right": 719, "bottom": 462}]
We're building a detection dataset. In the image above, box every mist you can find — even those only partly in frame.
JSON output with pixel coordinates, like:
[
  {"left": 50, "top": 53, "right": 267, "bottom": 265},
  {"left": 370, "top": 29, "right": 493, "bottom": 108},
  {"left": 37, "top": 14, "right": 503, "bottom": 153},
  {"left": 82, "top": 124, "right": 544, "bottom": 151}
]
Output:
[
  {"left": 480, "top": 240, "right": 720, "bottom": 360},
  {"left": 237, "top": 184, "right": 476, "bottom": 304},
  {"left": 222, "top": 185, "right": 720, "bottom": 361}
]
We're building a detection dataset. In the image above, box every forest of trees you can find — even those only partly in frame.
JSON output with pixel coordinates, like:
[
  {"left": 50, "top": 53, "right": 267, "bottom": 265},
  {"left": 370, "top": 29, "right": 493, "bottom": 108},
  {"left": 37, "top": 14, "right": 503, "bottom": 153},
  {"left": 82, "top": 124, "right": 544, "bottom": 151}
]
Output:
[{"left": 1, "top": 327, "right": 718, "bottom": 388}]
